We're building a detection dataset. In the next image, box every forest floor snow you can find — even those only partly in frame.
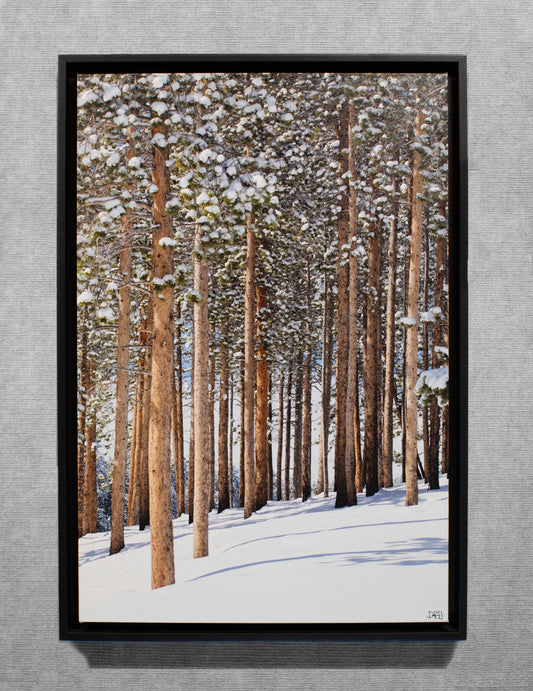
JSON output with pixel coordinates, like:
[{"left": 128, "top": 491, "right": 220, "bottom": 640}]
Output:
[{"left": 78, "top": 474, "right": 449, "bottom": 623}]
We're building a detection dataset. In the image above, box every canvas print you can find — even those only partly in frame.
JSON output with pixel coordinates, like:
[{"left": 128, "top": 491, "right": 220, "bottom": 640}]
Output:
[{"left": 65, "top": 58, "right": 465, "bottom": 634}]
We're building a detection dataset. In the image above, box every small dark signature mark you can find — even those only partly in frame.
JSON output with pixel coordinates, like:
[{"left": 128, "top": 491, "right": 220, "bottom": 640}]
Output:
[{"left": 427, "top": 610, "right": 444, "bottom": 620}]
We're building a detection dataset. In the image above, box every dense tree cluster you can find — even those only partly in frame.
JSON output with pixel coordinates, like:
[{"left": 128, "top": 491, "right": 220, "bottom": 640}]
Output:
[{"left": 76, "top": 71, "right": 449, "bottom": 588}]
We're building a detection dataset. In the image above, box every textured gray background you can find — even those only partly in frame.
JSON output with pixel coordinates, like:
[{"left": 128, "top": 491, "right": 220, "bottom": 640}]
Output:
[{"left": 1, "top": 1, "right": 531, "bottom": 689}]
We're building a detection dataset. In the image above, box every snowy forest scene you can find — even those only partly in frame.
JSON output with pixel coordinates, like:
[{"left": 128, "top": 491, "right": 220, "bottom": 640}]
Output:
[{"left": 73, "top": 67, "right": 454, "bottom": 625}]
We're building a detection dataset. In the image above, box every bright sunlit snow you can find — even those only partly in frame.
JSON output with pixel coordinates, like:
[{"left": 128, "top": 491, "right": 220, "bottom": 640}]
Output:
[{"left": 79, "top": 474, "right": 448, "bottom": 624}]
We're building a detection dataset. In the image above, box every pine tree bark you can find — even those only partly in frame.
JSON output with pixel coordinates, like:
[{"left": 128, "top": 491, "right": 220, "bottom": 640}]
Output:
[
  {"left": 110, "top": 216, "right": 132, "bottom": 555},
  {"left": 334, "top": 99, "right": 350, "bottom": 508},
  {"left": 127, "top": 367, "right": 141, "bottom": 526},
  {"left": 405, "top": 109, "right": 425, "bottom": 507},
  {"left": 363, "top": 216, "right": 381, "bottom": 498},
  {"left": 382, "top": 176, "right": 399, "bottom": 488},
  {"left": 173, "top": 303, "right": 186, "bottom": 515},
  {"left": 441, "top": 403, "right": 449, "bottom": 476},
  {"left": 284, "top": 364, "right": 292, "bottom": 501},
  {"left": 192, "top": 221, "right": 210, "bottom": 557},
  {"left": 82, "top": 406, "right": 97, "bottom": 535},
  {"left": 77, "top": 304, "right": 88, "bottom": 538},
  {"left": 243, "top": 218, "right": 256, "bottom": 519},
  {"left": 345, "top": 105, "right": 358, "bottom": 505},
  {"left": 422, "top": 219, "right": 430, "bottom": 482},
  {"left": 292, "top": 349, "right": 304, "bottom": 500},
  {"left": 255, "top": 280, "right": 269, "bottom": 511},
  {"left": 268, "top": 376, "right": 273, "bottom": 501},
  {"left": 218, "top": 319, "right": 230, "bottom": 512},
  {"left": 147, "top": 126, "right": 176, "bottom": 586},
  {"left": 428, "top": 200, "right": 447, "bottom": 488},
  {"left": 229, "top": 381, "right": 234, "bottom": 508},
  {"left": 208, "top": 351, "right": 216, "bottom": 511},
  {"left": 301, "top": 265, "right": 312, "bottom": 503},
  {"left": 188, "top": 332, "right": 195, "bottom": 524},
  {"left": 139, "top": 302, "right": 152, "bottom": 531},
  {"left": 318, "top": 276, "right": 333, "bottom": 497},
  {"left": 276, "top": 370, "right": 284, "bottom": 501},
  {"left": 354, "top": 349, "right": 364, "bottom": 493},
  {"left": 238, "top": 364, "right": 245, "bottom": 508}
]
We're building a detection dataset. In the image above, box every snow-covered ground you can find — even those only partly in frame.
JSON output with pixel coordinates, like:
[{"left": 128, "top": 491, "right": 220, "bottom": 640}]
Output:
[{"left": 79, "top": 473, "right": 449, "bottom": 624}]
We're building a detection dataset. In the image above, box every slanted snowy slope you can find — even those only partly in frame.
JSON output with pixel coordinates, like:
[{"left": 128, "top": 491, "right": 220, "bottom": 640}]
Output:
[{"left": 79, "top": 475, "right": 448, "bottom": 623}]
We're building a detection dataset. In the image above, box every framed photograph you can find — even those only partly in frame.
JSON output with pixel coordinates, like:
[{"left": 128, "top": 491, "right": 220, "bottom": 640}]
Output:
[{"left": 58, "top": 54, "right": 467, "bottom": 640}]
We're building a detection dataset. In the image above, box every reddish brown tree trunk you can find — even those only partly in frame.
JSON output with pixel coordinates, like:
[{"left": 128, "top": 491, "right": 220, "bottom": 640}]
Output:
[
  {"left": 354, "top": 349, "right": 364, "bottom": 493},
  {"left": 173, "top": 304, "right": 186, "bottom": 516},
  {"left": 127, "top": 366, "right": 143, "bottom": 526},
  {"left": 405, "top": 109, "right": 425, "bottom": 507},
  {"left": 428, "top": 200, "right": 447, "bottom": 488},
  {"left": 422, "top": 218, "right": 430, "bottom": 482},
  {"left": 243, "top": 218, "right": 256, "bottom": 519},
  {"left": 218, "top": 320, "right": 230, "bottom": 512},
  {"left": 345, "top": 105, "right": 358, "bottom": 505},
  {"left": 208, "top": 351, "right": 216, "bottom": 511},
  {"left": 292, "top": 350, "right": 304, "bottom": 500},
  {"left": 110, "top": 216, "right": 132, "bottom": 556},
  {"left": 82, "top": 406, "right": 97, "bottom": 535},
  {"left": 77, "top": 305, "right": 88, "bottom": 537},
  {"left": 229, "top": 380, "right": 234, "bottom": 508},
  {"left": 268, "top": 375, "right": 273, "bottom": 501},
  {"left": 147, "top": 126, "right": 176, "bottom": 586},
  {"left": 318, "top": 276, "right": 333, "bottom": 497},
  {"left": 188, "top": 331, "right": 195, "bottom": 524},
  {"left": 364, "top": 217, "right": 381, "bottom": 498},
  {"left": 382, "top": 176, "right": 399, "bottom": 489},
  {"left": 334, "top": 99, "right": 350, "bottom": 508},
  {"left": 284, "top": 364, "right": 292, "bottom": 501},
  {"left": 192, "top": 220, "right": 210, "bottom": 558},
  {"left": 238, "top": 364, "right": 245, "bottom": 508},
  {"left": 301, "top": 265, "right": 312, "bottom": 503},
  {"left": 139, "top": 302, "right": 152, "bottom": 531},
  {"left": 276, "top": 370, "right": 284, "bottom": 501},
  {"left": 255, "top": 281, "right": 269, "bottom": 511}
]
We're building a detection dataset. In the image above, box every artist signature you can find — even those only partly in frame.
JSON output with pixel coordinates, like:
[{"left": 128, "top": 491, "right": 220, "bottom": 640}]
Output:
[{"left": 426, "top": 610, "right": 444, "bottom": 620}]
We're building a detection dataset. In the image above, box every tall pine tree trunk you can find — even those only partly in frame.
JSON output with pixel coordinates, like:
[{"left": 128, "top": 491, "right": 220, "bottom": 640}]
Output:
[
  {"left": 276, "top": 370, "right": 284, "bottom": 501},
  {"left": 243, "top": 218, "right": 256, "bottom": 519},
  {"left": 334, "top": 99, "right": 350, "bottom": 508},
  {"left": 82, "top": 405, "right": 97, "bottom": 535},
  {"left": 345, "top": 105, "right": 358, "bottom": 506},
  {"left": 238, "top": 364, "right": 245, "bottom": 508},
  {"left": 110, "top": 216, "right": 132, "bottom": 555},
  {"left": 188, "top": 331, "right": 195, "bottom": 524},
  {"left": 229, "top": 380, "right": 234, "bottom": 508},
  {"left": 301, "top": 264, "right": 312, "bottom": 503},
  {"left": 317, "top": 273, "right": 332, "bottom": 497},
  {"left": 255, "top": 280, "right": 269, "bottom": 511},
  {"left": 77, "top": 305, "right": 88, "bottom": 537},
  {"left": 405, "top": 109, "right": 425, "bottom": 507},
  {"left": 268, "top": 376, "right": 273, "bottom": 501},
  {"left": 173, "top": 304, "right": 186, "bottom": 515},
  {"left": 284, "top": 364, "right": 292, "bottom": 501},
  {"left": 422, "top": 219, "right": 430, "bottom": 482},
  {"left": 139, "top": 302, "right": 152, "bottom": 531},
  {"left": 192, "top": 221, "right": 210, "bottom": 557},
  {"left": 428, "top": 200, "right": 447, "bottom": 488},
  {"left": 292, "top": 349, "right": 304, "bottom": 500},
  {"left": 382, "top": 176, "right": 399, "bottom": 488},
  {"left": 127, "top": 364, "right": 143, "bottom": 525},
  {"left": 146, "top": 126, "right": 176, "bottom": 586},
  {"left": 208, "top": 351, "right": 216, "bottom": 512},
  {"left": 218, "top": 319, "right": 230, "bottom": 512},
  {"left": 354, "top": 349, "right": 364, "bottom": 493},
  {"left": 364, "top": 217, "right": 381, "bottom": 497}
]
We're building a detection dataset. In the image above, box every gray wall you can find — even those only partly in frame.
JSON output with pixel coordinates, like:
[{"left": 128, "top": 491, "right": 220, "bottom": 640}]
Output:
[{"left": 1, "top": 1, "right": 531, "bottom": 688}]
